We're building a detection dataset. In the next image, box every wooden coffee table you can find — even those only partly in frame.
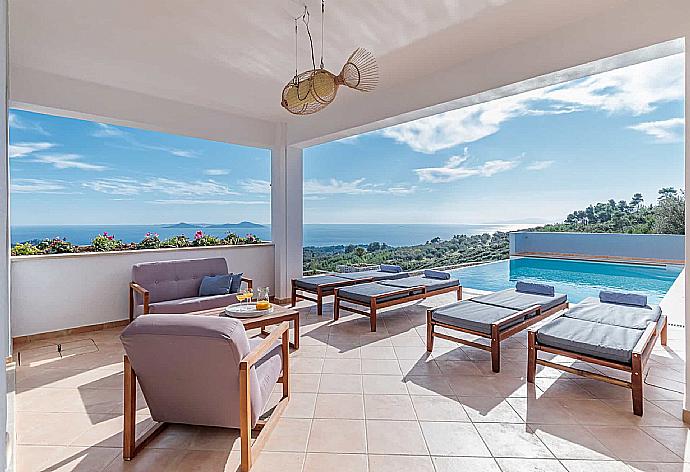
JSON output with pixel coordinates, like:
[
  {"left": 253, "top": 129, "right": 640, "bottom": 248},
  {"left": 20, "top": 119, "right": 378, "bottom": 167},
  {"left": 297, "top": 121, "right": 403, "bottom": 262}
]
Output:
[{"left": 192, "top": 304, "right": 300, "bottom": 350}]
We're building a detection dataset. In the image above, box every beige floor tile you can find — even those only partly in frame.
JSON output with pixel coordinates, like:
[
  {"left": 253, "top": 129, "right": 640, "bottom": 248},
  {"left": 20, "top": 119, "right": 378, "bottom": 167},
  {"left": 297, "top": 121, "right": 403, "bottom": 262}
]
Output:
[
  {"left": 404, "top": 375, "right": 454, "bottom": 396},
  {"left": 319, "top": 374, "right": 363, "bottom": 394},
  {"left": 17, "top": 445, "right": 120, "bottom": 472},
  {"left": 291, "top": 345, "right": 327, "bottom": 358},
  {"left": 307, "top": 419, "right": 367, "bottom": 453},
  {"left": 437, "top": 360, "right": 484, "bottom": 376},
  {"left": 322, "top": 358, "right": 362, "bottom": 374},
  {"left": 364, "top": 394, "right": 417, "bottom": 420},
  {"left": 561, "top": 460, "right": 632, "bottom": 472},
  {"left": 564, "top": 399, "right": 637, "bottom": 426},
  {"left": 366, "top": 420, "right": 428, "bottom": 455},
  {"left": 17, "top": 387, "right": 123, "bottom": 414},
  {"left": 361, "top": 359, "right": 402, "bottom": 375},
  {"left": 251, "top": 452, "right": 305, "bottom": 472},
  {"left": 398, "top": 358, "right": 442, "bottom": 376},
  {"left": 102, "top": 448, "right": 186, "bottom": 471},
  {"left": 70, "top": 415, "right": 157, "bottom": 449},
  {"left": 392, "top": 346, "right": 429, "bottom": 360},
  {"left": 432, "top": 456, "right": 501, "bottom": 472},
  {"left": 263, "top": 418, "right": 311, "bottom": 452},
  {"left": 586, "top": 426, "right": 681, "bottom": 462},
  {"left": 314, "top": 394, "right": 365, "bottom": 419},
  {"left": 361, "top": 375, "right": 408, "bottom": 395},
  {"left": 410, "top": 395, "right": 470, "bottom": 422},
  {"left": 449, "top": 375, "right": 528, "bottom": 398},
  {"left": 603, "top": 400, "right": 686, "bottom": 427},
  {"left": 360, "top": 346, "right": 397, "bottom": 360},
  {"left": 420, "top": 421, "right": 490, "bottom": 456},
  {"left": 18, "top": 411, "right": 117, "bottom": 446},
  {"left": 531, "top": 424, "right": 616, "bottom": 460},
  {"left": 626, "top": 462, "right": 690, "bottom": 471},
  {"left": 639, "top": 426, "right": 690, "bottom": 460},
  {"left": 508, "top": 398, "right": 577, "bottom": 424},
  {"left": 496, "top": 458, "right": 568, "bottom": 471},
  {"left": 462, "top": 397, "right": 524, "bottom": 423},
  {"left": 534, "top": 378, "right": 596, "bottom": 400},
  {"left": 474, "top": 423, "right": 554, "bottom": 458},
  {"left": 369, "top": 454, "right": 434, "bottom": 472},
  {"left": 303, "top": 453, "right": 368, "bottom": 472},
  {"left": 290, "top": 374, "right": 321, "bottom": 393},
  {"left": 283, "top": 392, "right": 318, "bottom": 418},
  {"left": 291, "top": 357, "right": 325, "bottom": 374}
]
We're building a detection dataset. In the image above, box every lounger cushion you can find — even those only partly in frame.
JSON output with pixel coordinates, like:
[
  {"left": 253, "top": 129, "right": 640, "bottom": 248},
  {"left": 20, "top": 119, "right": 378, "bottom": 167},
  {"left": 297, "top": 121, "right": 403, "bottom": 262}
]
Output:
[
  {"left": 599, "top": 291, "right": 647, "bottom": 307},
  {"left": 472, "top": 289, "right": 567, "bottom": 313},
  {"left": 381, "top": 276, "right": 459, "bottom": 291},
  {"left": 380, "top": 264, "right": 403, "bottom": 273},
  {"left": 337, "top": 270, "right": 409, "bottom": 281},
  {"left": 431, "top": 301, "right": 518, "bottom": 335},
  {"left": 424, "top": 269, "right": 451, "bottom": 280},
  {"left": 536, "top": 316, "right": 643, "bottom": 364},
  {"left": 516, "top": 281, "right": 555, "bottom": 297},
  {"left": 337, "top": 282, "right": 421, "bottom": 304},
  {"left": 565, "top": 297, "right": 661, "bottom": 330},
  {"left": 293, "top": 275, "right": 351, "bottom": 291}
]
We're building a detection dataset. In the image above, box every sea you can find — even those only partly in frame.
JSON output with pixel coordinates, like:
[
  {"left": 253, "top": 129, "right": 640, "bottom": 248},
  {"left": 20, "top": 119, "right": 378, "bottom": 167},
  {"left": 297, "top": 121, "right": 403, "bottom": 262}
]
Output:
[{"left": 11, "top": 223, "right": 535, "bottom": 248}]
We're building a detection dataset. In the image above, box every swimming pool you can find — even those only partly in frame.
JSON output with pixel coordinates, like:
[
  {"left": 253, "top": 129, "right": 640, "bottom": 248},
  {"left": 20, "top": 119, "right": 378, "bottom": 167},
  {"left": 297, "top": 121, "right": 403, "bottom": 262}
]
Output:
[{"left": 447, "top": 257, "right": 682, "bottom": 304}]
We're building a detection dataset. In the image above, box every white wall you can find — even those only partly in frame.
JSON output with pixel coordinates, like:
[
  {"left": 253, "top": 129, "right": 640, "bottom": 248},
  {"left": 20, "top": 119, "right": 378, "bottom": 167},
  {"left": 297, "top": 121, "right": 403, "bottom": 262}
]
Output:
[{"left": 10, "top": 244, "right": 275, "bottom": 337}]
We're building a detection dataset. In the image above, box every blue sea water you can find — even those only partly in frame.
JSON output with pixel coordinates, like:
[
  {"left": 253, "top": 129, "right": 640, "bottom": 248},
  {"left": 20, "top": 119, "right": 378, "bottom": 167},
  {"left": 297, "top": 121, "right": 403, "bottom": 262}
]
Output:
[
  {"left": 11, "top": 223, "right": 531, "bottom": 247},
  {"left": 448, "top": 257, "right": 682, "bottom": 304}
]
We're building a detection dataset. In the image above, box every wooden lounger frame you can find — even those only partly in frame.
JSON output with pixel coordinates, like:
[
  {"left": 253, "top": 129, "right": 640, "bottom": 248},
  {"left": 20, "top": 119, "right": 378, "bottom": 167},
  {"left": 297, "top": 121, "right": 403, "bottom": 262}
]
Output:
[
  {"left": 527, "top": 312, "right": 668, "bottom": 416},
  {"left": 123, "top": 322, "right": 291, "bottom": 472},
  {"left": 335, "top": 284, "right": 462, "bottom": 332},
  {"left": 291, "top": 276, "right": 374, "bottom": 317},
  {"left": 427, "top": 300, "right": 569, "bottom": 373}
]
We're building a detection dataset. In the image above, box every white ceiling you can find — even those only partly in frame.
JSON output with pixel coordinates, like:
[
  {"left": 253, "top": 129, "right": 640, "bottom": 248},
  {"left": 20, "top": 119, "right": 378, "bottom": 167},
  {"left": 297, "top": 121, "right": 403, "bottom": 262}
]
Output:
[{"left": 8, "top": 0, "right": 689, "bottom": 147}]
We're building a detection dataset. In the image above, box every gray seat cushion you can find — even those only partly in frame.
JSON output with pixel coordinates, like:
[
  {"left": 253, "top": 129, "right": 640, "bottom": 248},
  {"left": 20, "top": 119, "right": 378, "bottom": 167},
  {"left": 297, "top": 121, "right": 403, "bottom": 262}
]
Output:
[
  {"left": 132, "top": 257, "right": 229, "bottom": 302},
  {"left": 337, "top": 282, "right": 421, "bottom": 304},
  {"left": 293, "top": 274, "right": 351, "bottom": 292},
  {"left": 536, "top": 316, "right": 644, "bottom": 364},
  {"left": 472, "top": 289, "right": 567, "bottom": 313},
  {"left": 431, "top": 301, "right": 518, "bottom": 335},
  {"left": 337, "top": 270, "right": 409, "bottom": 281},
  {"left": 564, "top": 297, "right": 661, "bottom": 330},
  {"left": 380, "top": 276, "right": 459, "bottom": 291},
  {"left": 142, "top": 293, "right": 240, "bottom": 315}
]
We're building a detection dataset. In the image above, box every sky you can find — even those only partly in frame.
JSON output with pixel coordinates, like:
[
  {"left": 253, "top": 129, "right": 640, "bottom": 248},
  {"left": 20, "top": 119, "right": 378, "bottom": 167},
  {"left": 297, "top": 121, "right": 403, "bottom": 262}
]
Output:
[{"left": 9, "top": 52, "right": 685, "bottom": 226}]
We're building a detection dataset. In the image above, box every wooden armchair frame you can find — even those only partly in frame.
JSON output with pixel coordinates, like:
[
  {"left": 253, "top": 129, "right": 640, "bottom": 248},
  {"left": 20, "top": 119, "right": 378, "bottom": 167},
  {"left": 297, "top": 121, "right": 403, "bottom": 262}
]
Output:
[
  {"left": 527, "top": 312, "right": 667, "bottom": 416},
  {"left": 335, "top": 284, "right": 462, "bottom": 332},
  {"left": 128, "top": 277, "right": 253, "bottom": 321},
  {"left": 427, "top": 300, "right": 568, "bottom": 373},
  {"left": 123, "top": 321, "right": 290, "bottom": 472}
]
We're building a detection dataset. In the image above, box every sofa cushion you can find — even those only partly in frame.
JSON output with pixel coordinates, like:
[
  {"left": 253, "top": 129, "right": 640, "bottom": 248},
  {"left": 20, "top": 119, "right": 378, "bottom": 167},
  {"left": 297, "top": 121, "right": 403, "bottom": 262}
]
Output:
[
  {"left": 564, "top": 297, "right": 661, "bottom": 330},
  {"left": 293, "top": 274, "right": 352, "bottom": 292},
  {"left": 381, "top": 276, "right": 459, "bottom": 291},
  {"left": 536, "top": 316, "right": 644, "bottom": 364},
  {"left": 472, "top": 289, "right": 567, "bottom": 313},
  {"left": 142, "top": 293, "right": 239, "bottom": 315},
  {"left": 132, "top": 257, "right": 229, "bottom": 302},
  {"left": 229, "top": 272, "right": 243, "bottom": 293},
  {"left": 199, "top": 274, "right": 233, "bottom": 296},
  {"left": 431, "top": 301, "right": 518, "bottom": 335},
  {"left": 337, "top": 282, "right": 420, "bottom": 304}
]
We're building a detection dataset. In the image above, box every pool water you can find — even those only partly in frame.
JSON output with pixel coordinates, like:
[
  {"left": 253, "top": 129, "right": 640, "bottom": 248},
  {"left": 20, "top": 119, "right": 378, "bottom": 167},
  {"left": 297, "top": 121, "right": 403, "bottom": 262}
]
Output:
[{"left": 448, "top": 257, "right": 682, "bottom": 304}]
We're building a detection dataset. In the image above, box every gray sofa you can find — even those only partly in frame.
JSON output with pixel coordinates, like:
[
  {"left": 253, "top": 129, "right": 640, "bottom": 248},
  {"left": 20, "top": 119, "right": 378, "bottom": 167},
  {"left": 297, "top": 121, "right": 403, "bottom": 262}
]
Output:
[{"left": 128, "top": 257, "right": 252, "bottom": 320}]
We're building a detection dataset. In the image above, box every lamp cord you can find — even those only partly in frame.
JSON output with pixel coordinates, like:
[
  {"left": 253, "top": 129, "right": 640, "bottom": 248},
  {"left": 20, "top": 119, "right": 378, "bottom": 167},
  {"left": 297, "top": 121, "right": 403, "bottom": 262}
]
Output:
[{"left": 320, "top": 0, "right": 325, "bottom": 69}]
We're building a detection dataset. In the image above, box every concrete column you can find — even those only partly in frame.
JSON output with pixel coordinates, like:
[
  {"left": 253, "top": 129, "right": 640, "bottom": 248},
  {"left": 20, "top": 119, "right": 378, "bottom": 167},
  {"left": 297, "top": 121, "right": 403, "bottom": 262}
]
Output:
[
  {"left": 271, "top": 124, "right": 303, "bottom": 301},
  {"left": 684, "top": 40, "right": 690, "bottom": 423},
  {"left": 0, "top": 0, "right": 11, "bottom": 468}
]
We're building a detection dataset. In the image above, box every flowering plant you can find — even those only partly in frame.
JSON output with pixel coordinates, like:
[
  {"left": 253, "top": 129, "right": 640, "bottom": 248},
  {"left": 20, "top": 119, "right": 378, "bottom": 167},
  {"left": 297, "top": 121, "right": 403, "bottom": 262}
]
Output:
[
  {"left": 91, "top": 232, "right": 123, "bottom": 252},
  {"left": 37, "top": 237, "right": 76, "bottom": 254},
  {"left": 137, "top": 232, "right": 161, "bottom": 249}
]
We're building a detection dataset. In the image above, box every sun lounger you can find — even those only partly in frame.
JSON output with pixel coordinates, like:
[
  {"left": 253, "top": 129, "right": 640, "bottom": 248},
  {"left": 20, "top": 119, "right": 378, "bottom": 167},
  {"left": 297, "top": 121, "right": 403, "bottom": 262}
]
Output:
[
  {"left": 427, "top": 282, "right": 568, "bottom": 372},
  {"left": 334, "top": 270, "right": 462, "bottom": 331},
  {"left": 291, "top": 265, "right": 408, "bottom": 316},
  {"left": 527, "top": 291, "right": 667, "bottom": 416}
]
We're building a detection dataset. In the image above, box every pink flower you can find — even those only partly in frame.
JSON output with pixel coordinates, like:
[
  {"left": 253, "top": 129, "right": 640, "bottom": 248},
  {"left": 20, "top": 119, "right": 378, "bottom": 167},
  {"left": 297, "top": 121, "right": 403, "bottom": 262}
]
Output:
[
  {"left": 145, "top": 232, "right": 151, "bottom": 237},
  {"left": 103, "top": 232, "right": 108, "bottom": 236},
  {"left": 194, "top": 230, "right": 203, "bottom": 240}
]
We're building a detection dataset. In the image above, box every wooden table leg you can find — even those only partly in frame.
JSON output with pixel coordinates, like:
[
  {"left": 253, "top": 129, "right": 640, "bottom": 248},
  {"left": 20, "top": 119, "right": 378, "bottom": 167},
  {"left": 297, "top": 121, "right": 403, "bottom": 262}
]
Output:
[{"left": 292, "top": 314, "right": 300, "bottom": 350}]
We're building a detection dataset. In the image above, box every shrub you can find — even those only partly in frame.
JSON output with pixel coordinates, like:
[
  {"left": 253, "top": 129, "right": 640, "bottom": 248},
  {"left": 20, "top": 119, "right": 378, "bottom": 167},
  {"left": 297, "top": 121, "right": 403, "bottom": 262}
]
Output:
[
  {"left": 37, "top": 238, "right": 76, "bottom": 254},
  {"left": 191, "top": 230, "right": 221, "bottom": 247},
  {"left": 223, "top": 232, "right": 242, "bottom": 245},
  {"left": 11, "top": 242, "right": 41, "bottom": 256},
  {"left": 137, "top": 232, "right": 161, "bottom": 249},
  {"left": 243, "top": 233, "right": 262, "bottom": 244},
  {"left": 91, "top": 232, "right": 123, "bottom": 252},
  {"left": 160, "top": 235, "right": 190, "bottom": 248}
]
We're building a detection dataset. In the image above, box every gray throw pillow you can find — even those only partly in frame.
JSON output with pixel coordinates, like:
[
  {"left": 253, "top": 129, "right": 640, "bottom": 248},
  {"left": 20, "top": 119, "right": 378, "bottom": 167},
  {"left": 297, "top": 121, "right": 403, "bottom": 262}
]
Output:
[
  {"left": 229, "top": 272, "right": 243, "bottom": 293},
  {"left": 199, "top": 274, "right": 233, "bottom": 296}
]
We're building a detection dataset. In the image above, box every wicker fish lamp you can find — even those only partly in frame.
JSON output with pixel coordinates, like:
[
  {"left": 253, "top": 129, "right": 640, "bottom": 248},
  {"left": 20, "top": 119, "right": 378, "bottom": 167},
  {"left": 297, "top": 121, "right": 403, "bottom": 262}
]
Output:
[{"left": 281, "top": 1, "right": 378, "bottom": 115}]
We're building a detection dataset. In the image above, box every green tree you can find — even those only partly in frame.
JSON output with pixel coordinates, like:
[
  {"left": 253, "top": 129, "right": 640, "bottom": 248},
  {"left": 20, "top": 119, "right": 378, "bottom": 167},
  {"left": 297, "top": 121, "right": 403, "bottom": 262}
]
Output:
[
  {"left": 654, "top": 190, "right": 684, "bottom": 234},
  {"left": 630, "top": 193, "right": 643, "bottom": 209}
]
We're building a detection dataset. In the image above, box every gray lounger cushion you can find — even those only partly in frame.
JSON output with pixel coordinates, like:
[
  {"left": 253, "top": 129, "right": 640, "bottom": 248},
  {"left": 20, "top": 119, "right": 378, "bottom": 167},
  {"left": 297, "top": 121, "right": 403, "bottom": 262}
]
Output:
[
  {"left": 516, "top": 281, "right": 555, "bottom": 297},
  {"left": 337, "top": 270, "right": 409, "bottom": 281},
  {"left": 381, "top": 275, "right": 458, "bottom": 291},
  {"left": 564, "top": 297, "right": 661, "bottom": 330},
  {"left": 293, "top": 274, "right": 351, "bottom": 292},
  {"left": 472, "top": 289, "right": 567, "bottom": 313},
  {"left": 536, "top": 316, "right": 644, "bottom": 364},
  {"left": 431, "top": 301, "right": 518, "bottom": 335},
  {"left": 337, "top": 282, "right": 421, "bottom": 304},
  {"left": 599, "top": 291, "right": 647, "bottom": 307}
]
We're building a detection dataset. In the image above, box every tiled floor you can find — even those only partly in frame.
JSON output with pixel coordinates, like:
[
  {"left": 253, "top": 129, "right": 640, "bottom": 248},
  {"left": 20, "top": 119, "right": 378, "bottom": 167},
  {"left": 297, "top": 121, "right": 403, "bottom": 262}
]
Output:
[{"left": 14, "top": 292, "right": 689, "bottom": 471}]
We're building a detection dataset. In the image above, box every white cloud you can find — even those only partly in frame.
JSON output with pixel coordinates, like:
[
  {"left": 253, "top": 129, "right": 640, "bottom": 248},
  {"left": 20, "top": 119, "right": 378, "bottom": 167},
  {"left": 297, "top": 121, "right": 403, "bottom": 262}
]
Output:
[
  {"left": 9, "top": 142, "right": 55, "bottom": 158},
  {"left": 303, "top": 178, "right": 416, "bottom": 195},
  {"left": 379, "top": 54, "right": 684, "bottom": 153},
  {"left": 628, "top": 117, "right": 684, "bottom": 143},
  {"left": 204, "top": 169, "right": 230, "bottom": 176},
  {"left": 150, "top": 199, "right": 269, "bottom": 205},
  {"left": 240, "top": 179, "right": 272, "bottom": 194},
  {"left": 83, "top": 177, "right": 239, "bottom": 196},
  {"left": 32, "top": 153, "right": 108, "bottom": 171},
  {"left": 9, "top": 112, "right": 49, "bottom": 135},
  {"left": 92, "top": 123, "right": 126, "bottom": 138},
  {"left": 414, "top": 147, "right": 519, "bottom": 183},
  {"left": 526, "top": 160, "right": 555, "bottom": 171},
  {"left": 93, "top": 123, "right": 199, "bottom": 158},
  {"left": 11, "top": 178, "right": 66, "bottom": 193}
]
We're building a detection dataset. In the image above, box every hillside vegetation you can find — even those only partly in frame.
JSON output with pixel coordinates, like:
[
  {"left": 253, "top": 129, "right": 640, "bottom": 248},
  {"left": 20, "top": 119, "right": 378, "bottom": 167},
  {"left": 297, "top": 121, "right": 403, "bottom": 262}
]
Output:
[{"left": 304, "top": 188, "right": 685, "bottom": 273}]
